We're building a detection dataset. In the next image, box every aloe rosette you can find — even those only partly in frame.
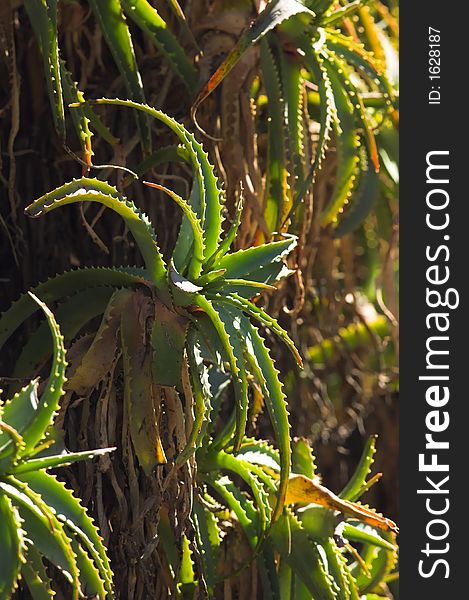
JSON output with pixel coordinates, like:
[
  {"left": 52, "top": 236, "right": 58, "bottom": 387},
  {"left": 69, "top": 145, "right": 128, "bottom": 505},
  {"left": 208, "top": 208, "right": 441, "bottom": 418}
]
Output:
[
  {"left": 193, "top": 0, "right": 397, "bottom": 235},
  {"left": 0, "top": 294, "right": 114, "bottom": 599},
  {"left": 0, "top": 99, "right": 301, "bottom": 527}
]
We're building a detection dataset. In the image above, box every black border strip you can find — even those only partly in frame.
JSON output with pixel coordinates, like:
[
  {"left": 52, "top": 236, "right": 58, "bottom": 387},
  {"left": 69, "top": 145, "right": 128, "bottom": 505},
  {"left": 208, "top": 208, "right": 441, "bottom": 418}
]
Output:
[{"left": 401, "top": 2, "right": 466, "bottom": 595}]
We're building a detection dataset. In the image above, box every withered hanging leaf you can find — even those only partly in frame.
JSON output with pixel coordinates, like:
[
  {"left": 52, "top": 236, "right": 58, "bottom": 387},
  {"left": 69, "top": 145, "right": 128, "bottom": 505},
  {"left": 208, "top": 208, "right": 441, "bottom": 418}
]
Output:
[
  {"left": 67, "top": 289, "right": 133, "bottom": 395},
  {"left": 286, "top": 474, "right": 398, "bottom": 533},
  {"left": 150, "top": 299, "right": 190, "bottom": 390},
  {"left": 121, "top": 290, "right": 167, "bottom": 471}
]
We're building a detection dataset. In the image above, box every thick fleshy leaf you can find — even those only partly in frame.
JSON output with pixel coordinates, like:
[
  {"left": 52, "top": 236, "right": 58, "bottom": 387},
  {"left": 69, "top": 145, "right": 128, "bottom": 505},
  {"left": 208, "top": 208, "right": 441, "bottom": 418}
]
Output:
[
  {"left": 18, "top": 470, "right": 114, "bottom": 595},
  {"left": 0, "top": 267, "right": 147, "bottom": 352},
  {"left": 88, "top": 99, "right": 223, "bottom": 262},
  {"left": 295, "top": 43, "right": 337, "bottom": 207},
  {"left": 71, "top": 537, "right": 107, "bottom": 599},
  {"left": 12, "top": 447, "right": 115, "bottom": 475},
  {"left": 192, "top": 498, "right": 220, "bottom": 597},
  {"left": 1, "top": 479, "right": 80, "bottom": 597},
  {"left": 292, "top": 437, "right": 317, "bottom": 479},
  {"left": 204, "top": 474, "right": 259, "bottom": 548},
  {"left": 237, "top": 316, "right": 291, "bottom": 522},
  {"left": 60, "top": 59, "right": 118, "bottom": 161},
  {"left": 144, "top": 181, "right": 205, "bottom": 280},
  {"left": 121, "top": 0, "right": 197, "bottom": 89},
  {"left": 334, "top": 151, "right": 379, "bottom": 237},
  {"left": 339, "top": 436, "right": 377, "bottom": 501},
  {"left": 88, "top": 0, "right": 151, "bottom": 151},
  {"left": 205, "top": 449, "right": 273, "bottom": 536},
  {"left": 342, "top": 523, "right": 396, "bottom": 552},
  {"left": 214, "top": 235, "right": 297, "bottom": 280},
  {"left": 25, "top": 178, "right": 168, "bottom": 293},
  {"left": 321, "top": 58, "right": 360, "bottom": 225},
  {"left": 326, "top": 32, "right": 395, "bottom": 105},
  {"left": 323, "top": 537, "right": 352, "bottom": 600},
  {"left": 24, "top": 0, "right": 64, "bottom": 141},
  {"left": 352, "top": 534, "right": 397, "bottom": 595},
  {"left": 0, "top": 494, "right": 24, "bottom": 598},
  {"left": 196, "top": 297, "right": 249, "bottom": 452},
  {"left": 270, "top": 512, "right": 337, "bottom": 600},
  {"left": 0, "top": 294, "right": 66, "bottom": 459},
  {"left": 260, "top": 39, "right": 290, "bottom": 234},
  {"left": 216, "top": 292, "right": 302, "bottom": 367},
  {"left": 21, "top": 545, "right": 54, "bottom": 600},
  {"left": 176, "top": 328, "right": 212, "bottom": 466}
]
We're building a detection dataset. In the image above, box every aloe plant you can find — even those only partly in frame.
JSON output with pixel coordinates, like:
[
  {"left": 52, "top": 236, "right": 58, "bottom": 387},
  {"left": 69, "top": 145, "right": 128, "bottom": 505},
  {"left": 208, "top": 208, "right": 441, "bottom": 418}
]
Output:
[
  {"left": 0, "top": 101, "right": 303, "bottom": 527},
  {"left": 23, "top": 0, "right": 197, "bottom": 163},
  {"left": 171, "top": 433, "right": 397, "bottom": 598},
  {"left": 193, "top": 0, "right": 397, "bottom": 235},
  {"left": 0, "top": 294, "right": 113, "bottom": 599}
]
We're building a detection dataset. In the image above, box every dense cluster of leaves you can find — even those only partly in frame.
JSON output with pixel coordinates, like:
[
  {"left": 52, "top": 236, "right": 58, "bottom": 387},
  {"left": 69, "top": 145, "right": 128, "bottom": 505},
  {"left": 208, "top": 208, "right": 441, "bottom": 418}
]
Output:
[
  {"left": 0, "top": 0, "right": 399, "bottom": 598},
  {"left": 0, "top": 296, "right": 113, "bottom": 599}
]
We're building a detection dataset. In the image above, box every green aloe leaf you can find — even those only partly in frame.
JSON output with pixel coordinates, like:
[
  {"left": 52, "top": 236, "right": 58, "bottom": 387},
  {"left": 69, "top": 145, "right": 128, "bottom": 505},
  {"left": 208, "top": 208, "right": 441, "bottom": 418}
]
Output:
[
  {"left": 270, "top": 512, "right": 337, "bottom": 600},
  {"left": 352, "top": 537, "right": 397, "bottom": 595},
  {"left": 292, "top": 437, "right": 317, "bottom": 479},
  {"left": 0, "top": 267, "right": 147, "bottom": 352},
  {"left": 178, "top": 534, "right": 196, "bottom": 591},
  {"left": 1, "top": 479, "right": 80, "bottom": 597},
  {"left": 19, "top": 470, "right": 114, "bottom": 596},
  {"left": 205, "top": 474, "right": 259, "bottom": 548},
  {"left": 144, "top": 181, "right": 205, "bottom": 280},
  {"left": 0, "top": 494, "right": 24, "bottom": 599},
  {"left": 206, "top": 449, "right": 272, "bottom": 537},
  {"left": 260, "top": 38, "right": 290, "bottom": 234},
  {"left": 326, "top": 32, "right": 395, "bottom": 105},
  {"left": 238, "top": 316, "right": 291, "bottom": 523},
  {"left": 23, "top": 0, "right": 64, "bottom": 141},
  {"left": 0, "top": 294, "right": 66, "bottom": 460},
  {"left": 205, "top": 196, "right": 243, "bottom": 268},
  {"left": 21, "top": 545, "right": 54, "bottom": 600},
  {"left": 339, "top": 436, "right": 377, "bottom": 501},
  {"left": 319, "top": 0, "right": 369, "bottom": 26},
  {"left": 86, "top": 98, "right": 223, "bottom": 263},
  {"left": 12, "top": 447, "right": 115, "bottom": 476},
  {"left": 88, "top": 0, "right": 151, "bottom": 152},
  {"left": 71, "top": 537, "right": 107, "bottom": 599},
  {"left": 24, "top": 178, "right": 168, "bottom": 293},
  {"left": 193, "top": 498, "right": 220, "bottom": 597},
  {"left": 321, "top": 58, "right": 360, "bottom": 226},
  {"left": 216, "top": 292, "right": 302, "bottom": 367},
  {"left": 323, "top": 537, "right": 352, "bottom": 600},
  {"left": 214, "top": 235, "right": 297, "bottom": 279},
  {"left": 295, "top": 44, "right": 337, "bottom": 207},
  {"left": 176, "top": 328, "right": 212, "bottom": 466},
  {"left": 278, "top": 48, "right": 305, "bottom": 191},
  {"left": 121, "top": 0, "right": 197, "bottom": 89},
  {"left": 196, "top": 297, "right": 249, "bottom": 452},
  {"left": 343, "top": 523, "right": 396, "bottom": 552},
  {"left": 334, "top": 151, "right": 379, "bottom": 237},
  {"left": 60, "top": 59, "right": 118, "bottom": 155}
]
